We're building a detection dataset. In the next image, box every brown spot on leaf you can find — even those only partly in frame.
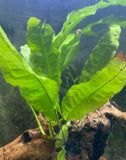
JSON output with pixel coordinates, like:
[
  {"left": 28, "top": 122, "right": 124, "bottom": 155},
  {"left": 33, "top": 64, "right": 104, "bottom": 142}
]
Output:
[{"left": 115, "top": 51, "right": 126, "bottom": 63}]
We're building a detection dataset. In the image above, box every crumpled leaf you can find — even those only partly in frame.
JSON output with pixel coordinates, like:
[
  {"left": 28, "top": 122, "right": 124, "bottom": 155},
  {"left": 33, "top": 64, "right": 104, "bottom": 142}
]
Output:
[
  {"left": 79, "top": 25, "right": 121, "bottom": 83},
  {"left": 26, "top": 17, "right": 61, "bottom": 86}
]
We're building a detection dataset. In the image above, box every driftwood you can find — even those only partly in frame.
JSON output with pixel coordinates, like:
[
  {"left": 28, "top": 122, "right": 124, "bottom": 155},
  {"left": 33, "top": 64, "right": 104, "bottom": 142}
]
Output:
[{"left": 0, "top": 101, "right": 126, "bottom": 160}]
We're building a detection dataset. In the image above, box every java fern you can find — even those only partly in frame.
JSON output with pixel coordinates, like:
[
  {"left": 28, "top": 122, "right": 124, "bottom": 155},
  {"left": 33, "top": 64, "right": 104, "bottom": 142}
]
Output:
[{"left": 0, "top": 0, "right": 126, "bottom": 159}]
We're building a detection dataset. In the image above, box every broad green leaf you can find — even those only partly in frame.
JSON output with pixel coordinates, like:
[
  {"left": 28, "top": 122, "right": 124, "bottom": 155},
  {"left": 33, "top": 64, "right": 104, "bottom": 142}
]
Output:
[
  {"left": 62, "top": 57, "right": 126, "bottom": 121},
  {"left": 79, "top": 25, "right": 121, "bottom": 83},
  {"left": 26, "top": 17, "right": 61, "bottom": 86},
  {"left": 58, "top": 33, "right": 80, "bottom": 71},
  {"left": 0, "top": 26, "right": 60, "bottom": 121}
]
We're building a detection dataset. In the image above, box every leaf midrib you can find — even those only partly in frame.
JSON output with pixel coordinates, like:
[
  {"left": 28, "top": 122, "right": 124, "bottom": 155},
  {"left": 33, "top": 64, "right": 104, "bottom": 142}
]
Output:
[{"left": 67, "top": 62, "right": 126, "bottom": 119}]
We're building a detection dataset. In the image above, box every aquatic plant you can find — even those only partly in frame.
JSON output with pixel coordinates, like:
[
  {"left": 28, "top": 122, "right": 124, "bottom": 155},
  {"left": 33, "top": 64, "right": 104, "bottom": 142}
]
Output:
[{"left": 0, "top": 0, "right": 126, "bottom": 159}]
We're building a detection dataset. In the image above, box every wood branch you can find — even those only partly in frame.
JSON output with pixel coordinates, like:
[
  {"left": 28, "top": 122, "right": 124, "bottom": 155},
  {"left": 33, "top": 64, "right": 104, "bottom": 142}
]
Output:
[
  {"left": 0, "top": 101, "right": 125, "bottom": 160},
  {"left": 0, "top": 127, "right": 58, "bottom": 160},
  {"left": 103, "top": 101, "right": 126, "bottom": 129}
]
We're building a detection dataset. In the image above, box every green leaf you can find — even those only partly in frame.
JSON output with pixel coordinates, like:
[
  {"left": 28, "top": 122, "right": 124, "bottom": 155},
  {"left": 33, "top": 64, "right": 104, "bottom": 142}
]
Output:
[
  {"left": 79, "top": 25, "right": 121, "bottom": 83},
  {"left": 57, "top": 146, "right": 66, "bottom": 160},
  {"left": 0, "top": 26, "right": 60, "bottom": 121},
  {"left": 102, "top": 15, "right": 126, "bottom": 28},
  {"left": 107, "top": 0, "right": 126, "bottom": 6},
  {"left": 26, "top": 17, "right": 61, "bottom": 86},
  {"left": 82, "top": 14, "right": 126, "bottom": 37},
  {"left": 53, "top": 1, "right": 110, "bottom": 49},
  {"left": 62, "top": 57, "right": 126, "bottom": 121},
  {"left": 58, "top": 33, "right": 80, "bottom": 71},
  {"left": 55, "top": 123, "right": 69, "bottom": 148},
  {"left": 81, "top": 19, "right": 103, "bottom": 36},
  {"left": 53, "top": 0, "right": 126, "bottom": 49}
]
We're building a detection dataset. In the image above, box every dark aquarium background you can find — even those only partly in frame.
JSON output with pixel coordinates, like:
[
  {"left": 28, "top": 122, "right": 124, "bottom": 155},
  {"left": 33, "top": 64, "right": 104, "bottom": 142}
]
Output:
[{"left": 0, "top": 0, "right": 126, "bottom": 159}]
